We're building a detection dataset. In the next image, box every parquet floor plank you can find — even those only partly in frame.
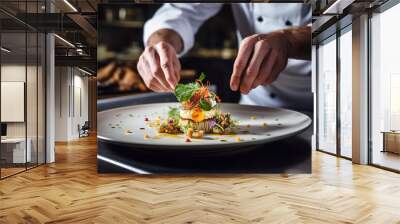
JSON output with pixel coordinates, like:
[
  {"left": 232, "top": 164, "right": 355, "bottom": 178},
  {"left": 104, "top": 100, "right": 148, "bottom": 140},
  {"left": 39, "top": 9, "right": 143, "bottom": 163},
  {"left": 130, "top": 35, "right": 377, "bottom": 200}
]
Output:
[{"left": 0, "top": 135, "right": 400, "bottom": 223}]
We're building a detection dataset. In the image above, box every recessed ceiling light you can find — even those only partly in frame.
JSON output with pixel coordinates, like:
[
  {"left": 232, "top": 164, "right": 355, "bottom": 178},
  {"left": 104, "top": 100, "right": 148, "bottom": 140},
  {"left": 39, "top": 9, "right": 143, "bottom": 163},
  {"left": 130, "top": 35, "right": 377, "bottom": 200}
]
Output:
[
  {"left": 78, "top": 67, "right": 93, "bottom": 76},
  {"left": 54, "top": 34, "right": 75, "bottom": 48},
  {"left": 63, "top": 0, "right": 78, "bottom": 12},
  {"left": 1, "top": 47, "right": 11, "bottom": 53},
  {"left": 323, "top": 0, "right": 354, "bottom": 15}
]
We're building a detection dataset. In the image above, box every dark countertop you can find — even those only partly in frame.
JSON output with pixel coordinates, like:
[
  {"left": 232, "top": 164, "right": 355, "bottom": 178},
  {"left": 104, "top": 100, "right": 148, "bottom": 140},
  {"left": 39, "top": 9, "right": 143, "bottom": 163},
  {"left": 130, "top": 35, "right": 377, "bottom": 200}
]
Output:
[{"left": 97, "top": 93, "right": 312, "bottom": 174}]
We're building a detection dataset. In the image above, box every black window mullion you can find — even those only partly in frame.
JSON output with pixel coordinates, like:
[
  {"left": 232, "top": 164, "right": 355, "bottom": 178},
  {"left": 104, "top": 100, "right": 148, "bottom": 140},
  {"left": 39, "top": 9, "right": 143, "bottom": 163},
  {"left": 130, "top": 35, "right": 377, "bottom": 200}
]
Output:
[
  {"left": 25, "top": 0, "right": 28, "bottom": 171},
  {"left": 316, "top": 44, "right": 320, "bottom": 151},
  {"left": 336, "top": 26, "right": 341, "bottom": 157},
  {"left": 36, "top": 0, "right": 39, "bottom": 168}
]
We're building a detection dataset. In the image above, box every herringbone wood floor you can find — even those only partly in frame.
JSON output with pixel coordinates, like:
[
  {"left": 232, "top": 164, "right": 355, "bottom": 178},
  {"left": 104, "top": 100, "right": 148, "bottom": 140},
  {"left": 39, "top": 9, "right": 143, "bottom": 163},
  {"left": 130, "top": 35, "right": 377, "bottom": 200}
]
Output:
[{"left": 1, "top": 135, "right": 400, "bottom": 224}]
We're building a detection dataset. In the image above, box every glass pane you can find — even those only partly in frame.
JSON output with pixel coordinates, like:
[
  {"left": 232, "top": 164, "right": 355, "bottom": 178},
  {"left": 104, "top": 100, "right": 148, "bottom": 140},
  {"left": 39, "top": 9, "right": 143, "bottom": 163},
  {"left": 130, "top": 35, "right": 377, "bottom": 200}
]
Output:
[
  {"left": 1, "top": 30, "right": 27, "bottom": 177},
  {"left": 371, "top": 4, "right": 400, "bottom": 171},
  {"left": 317, "top": 37, "right": 337, "bottom": 154},
  {"left": 27, "top": 30, "right": 38, "bottom": 169},
  {"left": 339, "top": 29, "right": 352, "bottom": 158},
  {"left": 38, "top": 32, "right": 45, "bottom": 165}
]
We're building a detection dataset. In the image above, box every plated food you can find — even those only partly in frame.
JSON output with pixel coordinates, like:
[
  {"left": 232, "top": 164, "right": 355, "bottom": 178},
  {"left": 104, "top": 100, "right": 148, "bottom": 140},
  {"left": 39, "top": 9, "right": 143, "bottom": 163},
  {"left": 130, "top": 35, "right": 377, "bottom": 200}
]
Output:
[
  {"left": 98, "top": 101, "right": 311, "bottom": 154},
  {"left": 98, "top": 73, "right": 312, "bottom": 154},
  {"left": 156, "top": 74, "right": 236, "bottom": 139}
]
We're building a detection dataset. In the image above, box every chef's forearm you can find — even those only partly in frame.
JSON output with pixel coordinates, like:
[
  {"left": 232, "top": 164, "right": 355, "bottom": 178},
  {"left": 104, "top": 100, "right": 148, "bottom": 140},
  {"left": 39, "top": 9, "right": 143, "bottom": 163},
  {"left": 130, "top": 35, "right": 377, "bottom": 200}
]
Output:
[
  {"left": 282, "top": 26, "right": 311, "bottom": 60},
  {"left": 147, "top": 29, "right": 183, "bottom": 54}
]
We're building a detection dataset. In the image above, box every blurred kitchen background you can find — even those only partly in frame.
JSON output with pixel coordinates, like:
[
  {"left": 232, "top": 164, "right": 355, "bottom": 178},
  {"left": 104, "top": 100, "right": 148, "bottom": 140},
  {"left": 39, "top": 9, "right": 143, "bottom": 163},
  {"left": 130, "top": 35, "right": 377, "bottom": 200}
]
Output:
[{"left": 97, "top": 4, "right": 240, "bottom": 103}]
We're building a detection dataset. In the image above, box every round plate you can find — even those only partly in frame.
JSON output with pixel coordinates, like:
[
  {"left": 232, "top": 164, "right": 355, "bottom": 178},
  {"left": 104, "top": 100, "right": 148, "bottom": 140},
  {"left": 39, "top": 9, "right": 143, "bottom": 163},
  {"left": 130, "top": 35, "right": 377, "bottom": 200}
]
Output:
[{"left": 98, "top": 103, "right": 311, "bottom": 153}]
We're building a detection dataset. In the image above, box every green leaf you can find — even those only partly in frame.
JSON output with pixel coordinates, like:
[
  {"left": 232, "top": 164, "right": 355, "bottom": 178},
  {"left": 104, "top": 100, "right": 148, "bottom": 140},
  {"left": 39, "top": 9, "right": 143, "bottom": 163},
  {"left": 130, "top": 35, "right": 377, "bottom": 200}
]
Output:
[
  {"left": 198, "top": 72, "right": 206, "bottom": 82},
  {"left": 199, "top": 99, "right": 212, "bottom": 111},
  {"left": 174, "top": 83, "right": 199, "bottom": 102},
  {"left": 167, "top": 107, "right": 180, "bottom": 125},
  {"left": 168, "top": 107, "right": 179, "bottom": 119}
]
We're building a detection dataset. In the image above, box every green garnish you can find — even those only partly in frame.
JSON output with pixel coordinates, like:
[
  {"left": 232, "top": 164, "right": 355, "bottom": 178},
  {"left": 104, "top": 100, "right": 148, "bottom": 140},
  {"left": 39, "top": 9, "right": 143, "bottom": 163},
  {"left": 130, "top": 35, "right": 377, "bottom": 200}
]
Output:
[
  {"left": 168, "top": 107, "right": 179, "bottom": 119},
  {"left": 174, "top": 82, "right": 200, "bottom": 102},
  {"left": 198, "top": 72, "right": 206, "bottom": 82},
  {"left": 174, "top": 72, "right": 208, "bottom": 103},
  {"left": 167, "top": 107, "right": 180, "bottom": 125},
  {"left": 199, "top": 99, "right": 212, "bottom": 111}
]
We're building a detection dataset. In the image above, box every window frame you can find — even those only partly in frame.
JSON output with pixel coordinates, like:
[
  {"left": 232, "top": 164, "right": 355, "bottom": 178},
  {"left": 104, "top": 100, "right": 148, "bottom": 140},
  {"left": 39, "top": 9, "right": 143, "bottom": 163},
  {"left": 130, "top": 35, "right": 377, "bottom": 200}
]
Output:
[
  {"left": 367, "top": 0, "right": 400, "bottom": 173},
  {"left": 315, "top": 19, "right": 353, "bottom": 160}
]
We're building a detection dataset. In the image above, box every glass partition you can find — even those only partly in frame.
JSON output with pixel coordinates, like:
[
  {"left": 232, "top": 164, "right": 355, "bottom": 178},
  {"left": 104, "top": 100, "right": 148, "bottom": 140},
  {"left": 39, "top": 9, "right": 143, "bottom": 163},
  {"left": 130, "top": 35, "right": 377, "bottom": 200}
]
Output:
[
  {"left": 1, "top": 31, "right": 28, "bottom": 178},
  {"left": 0, "top": 1, "right": 46, "bottom": 179},
  {"left": 370, "top": 3, "right": 400, "bottom": 171},
  {"left": 339, "top": 27, "right": 352, "bottom": 158},
  {"left": 27, "top": 30, "right": 38, "bottom": 169},
  {"left": 317, "top": 36, "right": 337, "bottom": 154},
  {"left": 37, "top": 32, "right": 45, "bottom": 165}
]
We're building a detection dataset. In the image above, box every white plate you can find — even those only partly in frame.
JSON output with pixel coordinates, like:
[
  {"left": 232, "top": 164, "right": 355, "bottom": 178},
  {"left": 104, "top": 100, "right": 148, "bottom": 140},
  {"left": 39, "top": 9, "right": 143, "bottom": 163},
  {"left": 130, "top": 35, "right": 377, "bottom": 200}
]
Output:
[{"left": 98, "top": 103, "right": 311, "bottom": 153}]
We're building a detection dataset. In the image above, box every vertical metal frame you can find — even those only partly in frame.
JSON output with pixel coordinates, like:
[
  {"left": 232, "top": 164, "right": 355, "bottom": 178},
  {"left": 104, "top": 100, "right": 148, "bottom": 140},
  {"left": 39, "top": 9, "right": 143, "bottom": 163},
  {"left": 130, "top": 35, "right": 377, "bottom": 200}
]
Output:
[
  {"left": 315, "top": 44, "right": 320, "bottom": 151},
  {"left": 44, "top": 0, "right": 47, "bottom": 164},
  {"left": 24, "top": 0, "right": 28, "bottom": 171},
  {"left": 36, "top": 0, "right": 39, "bottom": 168},
  {"left": 336, "top": 25, "right": 341, "bottom": 157},
  {"left": 367, "top": 11, "right": 373, "bottom": 165}
]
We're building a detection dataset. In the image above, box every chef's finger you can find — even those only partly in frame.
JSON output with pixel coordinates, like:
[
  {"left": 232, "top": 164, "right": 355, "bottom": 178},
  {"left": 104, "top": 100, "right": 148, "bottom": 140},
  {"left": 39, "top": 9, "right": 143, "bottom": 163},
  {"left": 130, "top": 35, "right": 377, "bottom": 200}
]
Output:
[
  {"left": 154, "top": 42, "right": 177, "bottom": 89},
  {"left": 172, "top": 54, "right": 181, "bottom": 84},
  {"left": 256, "top": 49, "right": 278, "bottom": 87},
  {"left": 230, "top": 34, "right": 258, "bottom": 91},
  {"left": 139, "top": 55, "right": 168, "bottom": 92},
  {"left": 263, "top": 53, "right": 286, "bottom": 85},
  {"left": 143, "top": 47, "right": 171, "bottom": 91},
  {"left": 240, "top": 39, "right": 270, "bottom": 94},
  {"left": 251, "top": 51, "right": 275, "bottom": 88}
]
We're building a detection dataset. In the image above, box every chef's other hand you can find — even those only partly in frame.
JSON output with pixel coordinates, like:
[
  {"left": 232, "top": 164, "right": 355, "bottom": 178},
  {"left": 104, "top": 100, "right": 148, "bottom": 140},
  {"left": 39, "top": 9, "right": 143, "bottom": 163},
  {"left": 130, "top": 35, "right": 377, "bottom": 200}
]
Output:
[
  {"left": 230, "top": 32, "right": 289, "bottom": 94},
  {"left": 137, "top": 41, "right": 181, "bottom": 92}
]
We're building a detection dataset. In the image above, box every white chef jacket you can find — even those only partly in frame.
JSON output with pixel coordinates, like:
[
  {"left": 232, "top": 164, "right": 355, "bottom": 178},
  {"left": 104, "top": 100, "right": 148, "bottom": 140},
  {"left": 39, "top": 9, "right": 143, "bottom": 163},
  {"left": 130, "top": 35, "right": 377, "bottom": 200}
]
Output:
[{"left": 143, "top": 3, "right": 312, "bottom": 111}]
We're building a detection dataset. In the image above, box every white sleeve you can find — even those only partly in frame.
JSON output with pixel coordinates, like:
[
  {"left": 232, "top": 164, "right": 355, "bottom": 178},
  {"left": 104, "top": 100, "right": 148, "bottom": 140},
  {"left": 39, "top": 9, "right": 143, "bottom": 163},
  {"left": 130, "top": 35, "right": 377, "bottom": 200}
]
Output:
[{"left": 143, "top": 3, "right": 223, "bottom": 57}]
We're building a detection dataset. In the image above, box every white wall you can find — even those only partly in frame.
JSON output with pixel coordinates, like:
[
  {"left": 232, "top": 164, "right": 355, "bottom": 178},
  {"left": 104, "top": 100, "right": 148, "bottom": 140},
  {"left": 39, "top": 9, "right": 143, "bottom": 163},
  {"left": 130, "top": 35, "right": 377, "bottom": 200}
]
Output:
[
  {"left": 1, "top": 65, "right": 39, "bottom": 138},
  {"left": 1, "top": 63, "right": 46, "bottom": 164},
  {"left": 54, "top": 67, "right": 89, "bottom": 141},
  {"left": 55, "top": 66, "right": 70, "bottom": 141}
]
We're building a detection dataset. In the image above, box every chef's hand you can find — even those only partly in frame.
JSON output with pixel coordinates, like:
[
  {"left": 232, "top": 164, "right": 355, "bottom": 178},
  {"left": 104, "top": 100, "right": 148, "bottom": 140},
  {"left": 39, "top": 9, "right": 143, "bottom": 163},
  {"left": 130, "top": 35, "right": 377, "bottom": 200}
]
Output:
[
  {"left": 137, "top": 29, "right": 183, "bottom": 92},
  {"left": 137, "top": 41, "right": 181, "bottom": 92},
  {"left": 230, "top": 32, "right": 289, "bottom": 94},
  {"left": 230, "top": 26, "right": 311, "bottom": 94}
]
